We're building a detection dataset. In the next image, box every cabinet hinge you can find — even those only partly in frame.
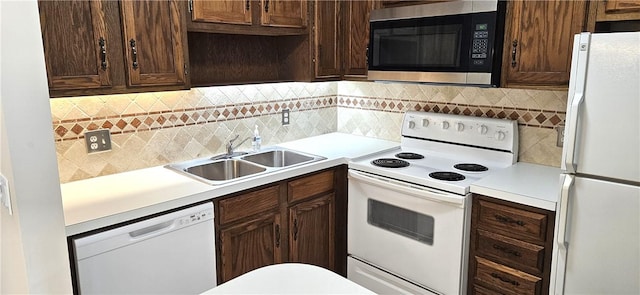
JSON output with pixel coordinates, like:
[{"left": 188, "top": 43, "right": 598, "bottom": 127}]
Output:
[
  {"left": 188, "top": 0, "right": 193, "bottom": 13},
  {"left": 184, "top": 63, "right": 189, "bottom": 75}
]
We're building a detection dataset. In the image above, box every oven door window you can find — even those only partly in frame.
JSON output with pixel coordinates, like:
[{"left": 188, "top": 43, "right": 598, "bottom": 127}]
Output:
[{"left": 367, "top": 199, "right": 434, "bottom": 245}]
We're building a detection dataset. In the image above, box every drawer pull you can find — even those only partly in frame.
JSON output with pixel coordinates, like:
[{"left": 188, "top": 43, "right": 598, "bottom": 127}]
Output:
[
  {"left": 494, "top": 214, "right": 525, "bottom": 226},
  {"left": 491, "top": 273, "right": 520, "bottom": 286},
  {"left": 129, "top": 39, "right": 138, "bottom": 69},
  {"left": 511, "top": 40, "right": 518, "bottom": 67},
  {"left": 493, "top": 244, "right": 522, "bottom": 257},
  {"left": 98, "top": 37, "right": 107, "bottom": 70},
  {"left": 275, "top": 224, "right": 280, "bottom": 247}
]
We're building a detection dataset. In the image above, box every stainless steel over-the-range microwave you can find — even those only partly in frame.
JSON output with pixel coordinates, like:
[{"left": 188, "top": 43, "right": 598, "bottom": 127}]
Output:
[{"left": 367, "top": 0, "right": 507, "bottom": 87}]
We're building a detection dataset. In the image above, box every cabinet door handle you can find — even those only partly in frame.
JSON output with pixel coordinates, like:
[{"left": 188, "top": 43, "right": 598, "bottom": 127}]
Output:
[
  {"left": 264, "top": 0, "right": 269, "bottom": 12},
  {"left": 511, "top": 40, "right": 518, "bottom": 68},
  {"left": 494, "top": 214, "right": 525, "bottom": 226},
  {"left": 293, "top": 219, "right": 298, "bottom": 241},
  {"left": 129, "top": 39, "right": 138, "bottom": 70},
  {"left": 491, "top": 273, "right": 520, "bottom": 286},
  {"left": 246, "top": 0, "right": 250, "bottom": 11},
  {"left": 99, "top": 37, "right": 107, "bottom": 70},
  {"left": 275, "top": 224, "right": 280, "bottom": 247},
  {"left": 493, "top": 244, "right": 522, "bottom": 257}
]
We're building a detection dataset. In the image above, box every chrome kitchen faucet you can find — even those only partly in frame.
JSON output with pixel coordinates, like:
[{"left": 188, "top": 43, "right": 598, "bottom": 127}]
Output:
[{"left": 226, "top": 134, "right": 251, "bottom": 156}]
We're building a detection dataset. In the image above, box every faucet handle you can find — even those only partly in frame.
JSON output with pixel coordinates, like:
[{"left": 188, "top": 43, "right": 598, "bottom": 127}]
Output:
[{"left": 228, "top": 134, "right": 240, "bottom": 147}]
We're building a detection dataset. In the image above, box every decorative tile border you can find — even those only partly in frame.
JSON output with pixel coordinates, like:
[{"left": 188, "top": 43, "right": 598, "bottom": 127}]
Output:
[
  {"left": 337, "top": 96, "right": 565, "bottom": 129},
  {"left": 53, "top": 96, "right": 336, "bottom": 141}
]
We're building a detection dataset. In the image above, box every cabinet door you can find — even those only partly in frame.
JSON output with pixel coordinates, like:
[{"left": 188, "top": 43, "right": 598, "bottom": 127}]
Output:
[
  {"left": 38, "top": 1, "right": 111, "bottom": 90},
  {"left": 191, "top": 0, "right": 252, "bottom": 25},
  {"left": 593, "top": 0, "right": 640, "bottom": 22},
  {"left": 120, "top": 0, "right": 187, "bottom": 87},
  {"left": 604, "top": 0, "right": 640, "bottom": 13},
  {"left": 343, "top": 0, "right": 377, "bottom": 79},
  {"left": 261, "top": 0, "right": 308, "bottom": 28},
  {"left": 289, "top": 193, "right": 335, "bottom": 270},
  {"left": 219, "top": 213, "right": 283, "bottom": 283},
  {"left": 502, "top": 0, "right": 587, "bottom": 88},
  {"left": 314, "top": 0, "right": 341, "bottom": 78}
]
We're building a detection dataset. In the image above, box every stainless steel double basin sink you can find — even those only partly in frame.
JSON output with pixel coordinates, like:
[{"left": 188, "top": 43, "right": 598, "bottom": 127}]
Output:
[{"left": 166, "top": 147, "right": 326, "bottom": 185}]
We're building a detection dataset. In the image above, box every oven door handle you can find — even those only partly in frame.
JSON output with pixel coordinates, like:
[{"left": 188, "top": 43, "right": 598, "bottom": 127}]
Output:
[{"left": 348, "top": 170, "right": 465, "bottom": 207}]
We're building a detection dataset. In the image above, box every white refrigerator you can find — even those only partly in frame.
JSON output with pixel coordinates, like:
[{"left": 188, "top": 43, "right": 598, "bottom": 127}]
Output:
[{"left": 552, "top": 32, "right": 640, "bottom": 294}]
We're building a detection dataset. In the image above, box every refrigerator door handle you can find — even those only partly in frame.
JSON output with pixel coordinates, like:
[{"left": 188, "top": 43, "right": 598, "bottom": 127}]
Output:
[
  {"left": 553, "top": 174, "right": 574, "bottom": 295},
  {"left": 558, "top": 174, "right": 574, "bottom": 246},
  {"left": 562, "top": 33, "right": 591, "bottom": 174}
]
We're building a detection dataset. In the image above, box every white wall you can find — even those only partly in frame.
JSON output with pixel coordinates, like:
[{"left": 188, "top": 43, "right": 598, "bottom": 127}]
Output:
[{"left": 0, "top": 0, "right": 73, "bottom": 293}]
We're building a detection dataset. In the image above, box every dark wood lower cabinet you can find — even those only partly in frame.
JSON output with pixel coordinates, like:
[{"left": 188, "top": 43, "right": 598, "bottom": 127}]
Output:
[
  {"left": 468, "top": 195, "right": 555, "bottom": 295},
  {"left": 289, "top": 193, "right": 334, "bottom": 269},
  {"left": 219, "top": 213, "right": 282, "bottom": 282},
  {"left": 215, "top": 166, "right": 345, "bottom": 284}
]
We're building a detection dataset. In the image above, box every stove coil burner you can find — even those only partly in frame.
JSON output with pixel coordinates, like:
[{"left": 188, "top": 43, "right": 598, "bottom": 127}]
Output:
[
  {"left": 372, "top": 158, "right": 410, "bottom": 168},
  {"left": 395, "top": 152, "right": 425, "bottom": 160},
  {"left": 429, "top": 171, "right": 466, "bottom": 181},
  {"left": 454, "top": 163, "right": 488, "bottom": 172}
]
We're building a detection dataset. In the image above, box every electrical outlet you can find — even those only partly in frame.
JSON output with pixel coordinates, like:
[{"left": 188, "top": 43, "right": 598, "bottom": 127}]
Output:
[
  {"left": 85, "top": 129, "right": 112, "bottom": 153},
  {"left": 282, "top": 109, "right": 290, "bottom": 125},
  {"left": 0, "top": 174, "right": 12, "bottom": 215},
  {"left": 556, "top": 125, "right": 565, "bottom": 147}
]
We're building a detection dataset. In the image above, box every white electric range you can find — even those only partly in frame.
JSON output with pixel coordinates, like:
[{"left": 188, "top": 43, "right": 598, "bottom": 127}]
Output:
[{"left": 347, "top": 111, "right": 519, "bottom": 295}]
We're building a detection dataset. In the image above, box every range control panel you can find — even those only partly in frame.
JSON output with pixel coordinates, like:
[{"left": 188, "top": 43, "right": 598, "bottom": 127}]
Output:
[{"left": 401, "top": 111, "right": 518, "bottom": 153}]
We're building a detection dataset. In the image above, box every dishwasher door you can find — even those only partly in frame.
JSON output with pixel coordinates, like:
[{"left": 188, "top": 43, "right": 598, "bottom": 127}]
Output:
[{"left": 73, "top": 202, "right": 216, "bottom": 294}]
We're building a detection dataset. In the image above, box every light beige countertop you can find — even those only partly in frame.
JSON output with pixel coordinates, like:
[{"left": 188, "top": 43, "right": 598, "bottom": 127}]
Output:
[
  {"left": 470, "top": 162, "right": 561, "bottom": 211},
  {"left": 61, "top": 132, "right": 399, "bottom": 236}
]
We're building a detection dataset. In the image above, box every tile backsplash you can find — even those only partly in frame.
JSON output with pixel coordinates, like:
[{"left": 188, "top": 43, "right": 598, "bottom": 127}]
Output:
[{"left": 52, "top": 81, "right": 566, "bottom": 183}]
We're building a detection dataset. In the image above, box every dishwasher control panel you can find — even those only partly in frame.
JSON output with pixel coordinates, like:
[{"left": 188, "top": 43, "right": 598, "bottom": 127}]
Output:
[{"left": 179, "top": 209, "right": 214, "bottom": 226}]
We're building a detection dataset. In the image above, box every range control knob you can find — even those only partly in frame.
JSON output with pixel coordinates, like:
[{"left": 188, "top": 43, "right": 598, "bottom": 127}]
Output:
[
  {"left": 408, "top": 120, "right": 416, "bottom": 129},
  {"left": 494, "top": 131, "right": 506, "bottom": 141},
  {"left": 442, "top": 121, "right": 450, "bottom": 130},
  {"left": 456, "top": 122, "right": 465, "bottom": 132},
  {"left": 422, "top": 119, "right": 430, "bottom": 127},
  {"left": 478, "top": 124, "right": 489, "bottom": 135}
]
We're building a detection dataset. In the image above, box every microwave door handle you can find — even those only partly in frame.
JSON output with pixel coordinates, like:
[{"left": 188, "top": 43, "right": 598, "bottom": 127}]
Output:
[{"left": 348, "top": 170, "right": 465, "bottom": 207}]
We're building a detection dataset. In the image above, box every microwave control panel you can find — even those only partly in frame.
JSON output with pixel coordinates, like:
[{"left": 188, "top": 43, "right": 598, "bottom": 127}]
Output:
[{"left": 471, "top": 23, "right": 490, "bottom": 66}]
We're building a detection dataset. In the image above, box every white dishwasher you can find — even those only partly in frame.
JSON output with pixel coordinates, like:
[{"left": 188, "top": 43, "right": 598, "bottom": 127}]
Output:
[{"left": 72, "top": 202, "right": 216, "bottom": 294}]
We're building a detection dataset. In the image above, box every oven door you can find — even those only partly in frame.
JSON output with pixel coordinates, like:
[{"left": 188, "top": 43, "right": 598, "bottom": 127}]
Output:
[{"left": 347, "top": 170, "right": 470, "bottom": 295}]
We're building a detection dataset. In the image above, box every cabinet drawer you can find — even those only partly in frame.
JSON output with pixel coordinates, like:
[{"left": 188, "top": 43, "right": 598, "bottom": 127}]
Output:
[
  {"left": 288, "top": 170, "right": 334, "bottom": 202},
  {"left": 475, "top": 257, "right": 542, "bottom": 295},
  {"left": 219, "top": 185, "right": 280, "bottom": 225},
  {"left": 473, "top": 283, "right": 499, "bottom": 295},
  {"left": 476, "top": 229, "right": 545, "bottom": 275},
  {"left": 476, "top": 199, "right": 548, "bottom": 243}
]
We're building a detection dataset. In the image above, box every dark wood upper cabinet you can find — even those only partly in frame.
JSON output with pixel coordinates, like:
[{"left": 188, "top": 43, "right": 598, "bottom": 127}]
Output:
[
  {"left": 38, "top": 1, "right": 113, "bottom": 91},
  {"left": 342, "top": 0, "right": 378, "bottom": 79},
  {"left": 601, "top": 0, "right": 640, "bottom": 17},
  {"left": 191, "top": 0, "right": 252, "bottom": 25},
  {"left": 120, "top": 0, "right": 187, "bottom": 87},
  {"left": 187, "top": 0, "right": 308, "bottom": 35},
  {"left": 379, "top": 0, "right": 450, "bottom": 8},
  {"left": 313, "top": 0, "right": 341, "bottom": 78},
  {"left": 261, "top": 0, "right": 308, "bottom": 28},
  {"left": 38, "top": 0, "right": 189, "bottom": 98},
  {"left": 586, "top": 0, "right": 640, "bottom": 32},
  {"left": 501, "top": 0, "right": 588, "bottom": 89}
]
